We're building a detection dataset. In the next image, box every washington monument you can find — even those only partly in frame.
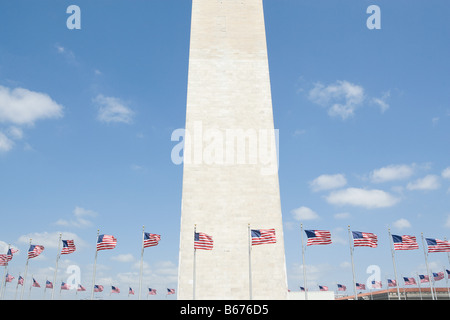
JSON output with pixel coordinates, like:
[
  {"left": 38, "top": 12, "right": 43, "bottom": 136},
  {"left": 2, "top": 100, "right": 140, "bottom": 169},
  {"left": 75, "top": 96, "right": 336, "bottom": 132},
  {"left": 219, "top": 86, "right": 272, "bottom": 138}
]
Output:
[{"left": 177, "top": 0, "right": 287, "bottom": 299}]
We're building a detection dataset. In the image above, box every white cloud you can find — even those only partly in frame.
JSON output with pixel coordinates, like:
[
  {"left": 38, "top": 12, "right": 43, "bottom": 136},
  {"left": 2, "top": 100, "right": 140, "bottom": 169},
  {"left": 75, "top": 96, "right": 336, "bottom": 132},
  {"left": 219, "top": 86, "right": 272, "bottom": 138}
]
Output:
[
  {"left": 371, "top": 91, "right": 390, "bottom": 113},
  {"left": 307, "top": 80, "right": 390, "bottom": 119},
  {"left": 392, "top": 218, "right": 411, "bottom": 229},
  {"left": 291, "top": 206, "right": 319, "bottom": 221},
  {"left": 0, "top": 131, "right": 14, "bottom": 152},
  {"left": 442, "top": 167, "right": 450, "bottom": 179},
  {"left": 326, "top": 187, "right": 399, "bottom": 209},
  {"left": 55, "top": 206, "right": 98, "bottom": 228},
  {"left": 310, "top": 174, "right": 347, "bottom": 192},
  {"left": 17, "top": 231, "right": 84, "bottom": 249},
  {"left": 111, "top": 254, "right": 135, "bottom": 263},
  {"left": 406, "top": 175, "right": 440, "bottom": 191},
  {"left": 308, "top": 80, "right": 365, "bottom": 119},
  {"left": 7, "top": 126, "right": 24, "bottom": 140},
  {"left": 0, "top": 85, "right": 63, "bottom": 126},
  {"left": 370, "top": 164, "right": 415, "bottom": 183},
  {"left": 94, "top": 94, "right": 134, "bottom": 124},
  {"left": 334, "top": 212, "right": 350, "bottom": 219}
]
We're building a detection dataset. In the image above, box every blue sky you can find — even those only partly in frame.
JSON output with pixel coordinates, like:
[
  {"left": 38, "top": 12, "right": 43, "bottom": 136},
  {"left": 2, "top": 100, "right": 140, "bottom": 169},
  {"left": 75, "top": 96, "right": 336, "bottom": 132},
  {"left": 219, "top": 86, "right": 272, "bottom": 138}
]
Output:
[{"left": 0, "top": 0, "right": 449, "bottom": 300}]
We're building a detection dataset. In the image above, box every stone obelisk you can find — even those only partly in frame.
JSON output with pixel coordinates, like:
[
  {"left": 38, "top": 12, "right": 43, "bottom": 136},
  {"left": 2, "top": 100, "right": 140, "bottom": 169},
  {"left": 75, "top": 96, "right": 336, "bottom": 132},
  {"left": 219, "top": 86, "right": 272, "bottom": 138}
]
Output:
[{"left": 177, "top": 0, "right": 287, "bottom": 300}]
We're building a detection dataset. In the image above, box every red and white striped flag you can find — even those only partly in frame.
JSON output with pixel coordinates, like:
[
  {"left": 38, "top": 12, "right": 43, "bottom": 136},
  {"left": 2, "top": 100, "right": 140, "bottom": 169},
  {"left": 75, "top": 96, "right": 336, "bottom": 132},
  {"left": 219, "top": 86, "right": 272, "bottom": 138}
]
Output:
[
  {"left": 61, "top": 240, "right": 76, "bottom": 255},
  {"left": 194, "top": 232, "right": 213, "bottom": 250},
  {"left": 94, "top": 284, "right": 104, "bottom": 292},
  {"left": 32, "top": 278, "right": 40, "bottom": 288},
  {"left": 392, "top": 235, "right": 418, "bottom": 250},
  {"left": 96, "top": 234, "right": 117, "bottom": 251},
  {"left": 426, "top": 238, "right": 450, "bottom": 253},
  {"left": 403, "top": 277, "right": 416, "bottom": 285},
  {"left": 111, "top": 286, "right": 120, "bottom": 293},
  {"left": 433, "top": 272, "right": 444, "bottom": 281},
  {"left": 167, "top": 288, "right": 175, "bottom": 295},
  {"left": 28, "top": 245, "right": 45, "bottom": 259},
  {"left": 352, "top": 231, "right": 377, "bottom": 248},
  {"left": 251, "top": 229, "right": 276, "bottom": 246},
  {"left": 305, "top": 230, "right": 332, "bottom": 246},
  {"left": 371, "top": 281, "right": 382, "bottom": 289},
  {"left": 356, "top": 283, "right": 366, "bottom": 290},
  {"left": 5, "top": 274, "right": 14, "bottom": 283},
  {"left": 387, "top": 279, "right": 397, "bottom": 287},
  {"left": 61, "top": 282, "right": 70, "bottom": 290},
  {"left": 143, "top": 233, "right": 161, "bottom": 248},
  {"left": 148, "top": 288, "right": 157, "bottom": 295}
]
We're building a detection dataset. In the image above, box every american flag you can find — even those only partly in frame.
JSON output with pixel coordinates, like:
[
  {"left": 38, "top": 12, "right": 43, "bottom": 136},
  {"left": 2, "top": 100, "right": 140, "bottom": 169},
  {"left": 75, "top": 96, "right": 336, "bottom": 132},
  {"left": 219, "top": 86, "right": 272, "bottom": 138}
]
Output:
[
  {"left": 18, "top": 276, "right": 24, "bottom": 285},
  {"left": 143, "top": 232, "right": 161, "bottom": 248},
  {"left": 251, "top": 228, "right": 276, "bottom": 246},
  {"left": 32, "top": 278, "right": 40, "bottom": 287},
  {"left": 299, "top": 286, "right": 305, "bottom": 292},
  {"left": 426, "top": 238, "right": 450, "bottom": 253},
  {"left": 319, "top": 285, "right": 328, "bottom": 291},
  {"left": 61, "top": 240, "right": 76, "bottom": 255},
  {"left": 1, "top": 248, "right": 18, "bottom": 265},
  {"left": 337, "top": 284, "right": 346, "bottom": 291},
  {"left": 433, "top": 272, "right": 444, "bottom": 281},
  {"left": 305, "top": 230, "right": 332, "bottom": 246},
  {"left": 45, "top": 280, "right": 53, "bottom": 288},
  {"left": 392, "top": 235, "right": 419, "bottom": 250},
  {"left": 129, "top": 287, "right": 135, "bottom": 295},
  {"left": 77, "top": 284, "right": 86, "bottom": 291},
  {"left": 403, "top": 277, "right": 416, "bottom": 285},
  {"left": 387, "top": 279, "right": 397, "bottom": 287},
  {"left": 0, "top": 255, "right": 8, "bottom": 266},
  {"left": 352, "top": 231, "right": 377, "bottom": 248},
  {"left": 7, "top": 248, "right": 18, "bottom": 259},
  {"left": 28, "top": 244, "right": 45, "bottom": 259},
  {"left": 94, "top": 284, "right": 104, "bottom": 292},
  {"left": 148, "top": 288, "right": 157, "bottom": 295},
  {"left": 5, "top": 273, "right": 14, "bottom": 283},
  {"left": 167, "top": 288, "right": 175, "bottom": 295},
  {"left": 96, "top": 234, "right": 117, "bottom": 251},
  {"left": 194, "top": 232, "right": 213, "bottom": 250},
  {"left": 371, "top": 280, "right": 382, "bottom": 289},
  {"left": 111, "top": 286, "right": 120, "bottom": 293},
  {"left": 446, "top": 269, "right": 450, "bottom": 278},
  {"left": 61, "top": 282, "right": 70, "bottom": 290},
  {"left": 356, "top": 283, "right": 366, "bottom": 290},
  {"left": 419, "top": 274, "right": 429, "bottom": 283}
]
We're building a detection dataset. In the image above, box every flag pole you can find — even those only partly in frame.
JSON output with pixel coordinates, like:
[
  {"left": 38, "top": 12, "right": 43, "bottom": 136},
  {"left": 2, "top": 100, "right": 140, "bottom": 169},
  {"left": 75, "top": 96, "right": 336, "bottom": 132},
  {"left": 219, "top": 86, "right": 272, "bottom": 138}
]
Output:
[
  {"left": 90, "top": 229, "right": 99, "bottom": 300},
  {"left": 52, "top": 233, "right": 62, "bottom": 300},
  {"left": 348, "top": 226, "right": 357, "bottom": 300},
  {"left": 248, "top": 223, "right": 252, "bottom": 300},
  {"left": 20, "top": 238, "right": 32, "bottom": 300},
  {"left": 193, "top": 224, "right": 197, "bottom": 300},
  {"left": 421, "top": 232, "right": 435, "bottom": 300},
  {"left": 300, "top": 223, "right": 308, "bottom": 300},
  {"left": 0, "top": 244, "right": 10, "bottom": 300},
  {"left": 416, "top": 273, "right": 423, "bottom": 300},
  {"left": 139, "top": 225, "right": 145, "bottom": 300},
  {"left": 43, "top": 277, "right": 47, "bottom": 300},
  {"left": 14, "top": 273, "right": 20, "bottom": 300},
  {"left": 28, "top": 274, "right": 33, "bottom": 300},
  {"left": 387, "top": 228, "right": 401, "bottom": 300},
  {"left": 444, "top": 265, "right": 450, "bottom": 299}
]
